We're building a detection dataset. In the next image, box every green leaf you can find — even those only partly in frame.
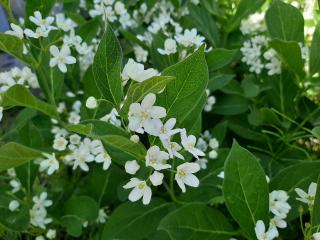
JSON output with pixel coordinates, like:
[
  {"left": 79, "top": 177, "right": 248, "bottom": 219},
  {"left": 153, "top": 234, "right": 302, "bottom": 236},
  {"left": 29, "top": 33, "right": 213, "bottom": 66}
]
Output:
[
  {"left": 158, "top": 203, "right": 234, "bottom": 240},
  {"left": 208, "top": 74, "right": 234, "bottom": 91},
  {"left": 0, "top": 34, "right": 32, "bottom": 64},
  {"left": 270, "top": 39, "right": 303, "bottom": 76},
  {"left": 266, "top": 0, "right": 304, "bottom": 42},
  {"left": 188, "top": 3, "right": 220, "bottom": 47},
  {"left": 0, "top": 195, "right": 30, "bottom": 231},
  {"left": 226, "top": 0, "right": 265, "bottom": 32},
  {"left": 60, "top": 215, "right": 83, "bottom": 237},
  {"left": 158, "top": 46, "right": 208, "bottom": 131},
  {"left": 223, "top": 141, "right": 269, "bottom": 239},
  {"left": 310, "top": 24, "right": 320, "bottom": 76},
  {"left": 269, "top": 162, "right": 320, "bottom": 220},
  {"left": 101, "top": 200, "right": 174, "bottom": 240},
  {"left": 120, "top": 76, "right": 175, "bottom": 117},
  {"left": 1, "top": 85, "right": 58, "bottom": 118},
  {"left": 0, "top": 142, "right": 42, "bottom": 172},
  {"left": 77, "top": 17, "right": 101, "bottom": 43},
  {"left": 206, "top": 49, "right": 238, "bottom": 72},
  {"left": 92, "top": 24, "right": 123, "bottom": 108},
  {"left": 212, "top": 95, "right": 249, "bottom": 115}
]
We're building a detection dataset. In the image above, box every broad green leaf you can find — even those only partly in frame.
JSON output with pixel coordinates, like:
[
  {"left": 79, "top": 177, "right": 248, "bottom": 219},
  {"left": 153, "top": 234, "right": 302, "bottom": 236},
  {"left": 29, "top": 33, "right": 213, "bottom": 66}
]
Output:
[
  {"left": 312, "top": 175, "right": 320, "bottom": 227},
  {"left": 158, "top": 46, "right": 208, "bottom": 131},
  {"left": 223, "top": 141, "right": 269, "bottom": 239},
  {"left": 2, "top": 85, "right": 58, "bottom": 118},
  {"left": 270, "top": 39, "right": 303, "bottom": 77},
  {"left": 102, "top": 200, "right": 174, "bottom": 240},
  {"left": 159, "top": 203, "right": 234, "bottom": 240},
  {"left": 61, "top": 196, "right": 99, "bottom": 237},
  {"left": 208, "top": 74, "right": 234, "bottom": 91},
  {"left": 0, "top": 142, "right": 42, "bottom": 172},
  {"left": 226, "top": 0, "right": 265, "bottom": 32},
  {"left": 206, "top": 49, "right": 238, "bottom": 72},
  {"left": 212, "top": 95, "right": 249, "bottom": 115},
  {"left": 120, "top": 76, "right": 175, "bottom": 117},
  {"left": 270, "top": 162, "right": 320, "bottom": 220},
  {"left": 188, "top": 3, "right": 220, "bottom": 47},
  {"left": 310, "top": 24, "right": 320, "bottom": 76},
  {"left": 0, "top": 34, "right": 31, "bottom": 64},
  {"left": 100, "top": 135, "right": 146, "bottom": 162},
  {"left": 266, "top": 0, "right": 304, "bottom": 42},
  {"left": 66, "top": 120, "right": 128, "bottom": 138},
  {"left": 0, "top": 195, "right": 30, "bottom": 231},
  {"left": 312, "top": 126, "right": 320, "bottom": 139},
  {"left": 92, "top": 24, "right": 123, "bottom": 108}
]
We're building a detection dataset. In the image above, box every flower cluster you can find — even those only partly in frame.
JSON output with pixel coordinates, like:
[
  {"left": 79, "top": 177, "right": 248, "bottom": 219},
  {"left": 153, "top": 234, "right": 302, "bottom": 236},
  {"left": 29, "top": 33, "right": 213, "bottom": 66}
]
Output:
[
  {"left": 195, "top": 130, "right": 219, "bottom": 169},
  {"left": 255, "top": 190, "right": 291, "bottom": 240},
  {"left": 123, "top": 93, "right": 204, "bottom": 204}
]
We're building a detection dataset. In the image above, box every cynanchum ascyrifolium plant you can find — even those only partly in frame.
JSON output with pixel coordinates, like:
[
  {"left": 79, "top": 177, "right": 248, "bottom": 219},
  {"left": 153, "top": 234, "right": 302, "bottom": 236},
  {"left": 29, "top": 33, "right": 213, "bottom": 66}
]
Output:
[{"left": 0, "top": 0, "right": 320, "bottom": 239}]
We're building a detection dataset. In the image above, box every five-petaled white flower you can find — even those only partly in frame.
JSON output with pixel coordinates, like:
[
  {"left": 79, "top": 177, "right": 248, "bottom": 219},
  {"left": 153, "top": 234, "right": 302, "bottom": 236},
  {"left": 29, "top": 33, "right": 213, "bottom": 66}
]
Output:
[
  {"left": 123, "top": 178, "right": 152, "bottom": 205},
  {"left": 39, "top": 153, "right": 59, "bottom": 175},
  {"left": 95, "top": 151, "right": 112, "bottom": 170},
  {"left": 162, "top": 139, "right": 184, "bottom": 160},
  {"left": 146, "top": 146, "right": 170, "bottom": 170},
  {"left": 175, "top": 162, "right": 200, "bottom": 192},
  {"left": 255, "top": 220, "right": 278, "bottom": 240},
  {"left": 295, "top": 182, "right": 317, "bottom": 206},
  {"left": 181, "top": 128, "right": 205, "bottom": 159},
  {"left": 154, "top": 118, "right": 180, "bottom": 140},
  {"left": 269, "top": 190, "right": 291, "bottom": 219},
  {"left": 5, "top": 23, "right": 24, "bottom": 39},
  {"left": 29, "top": 11, "right": 55, "bottom": 30},
  {"left": 32, "top": 192, "right": 53, "bottom": 209},
  {"left": 49, "top": 45, "right": 76, "bottom": 73},
  {"left": 128, "top": 93, "right": 166, "bottom": 134},
  {"left": 122, "top": 58, "right": 158, "bottom": 83}
]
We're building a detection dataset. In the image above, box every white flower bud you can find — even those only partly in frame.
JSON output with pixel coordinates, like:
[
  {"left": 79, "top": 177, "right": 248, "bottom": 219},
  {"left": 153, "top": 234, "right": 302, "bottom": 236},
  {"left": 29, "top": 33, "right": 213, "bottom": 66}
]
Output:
[
  {"left": 46, "top": 229, "right": 56, "bottom": 239},
  {"left": 53, "top": 137, "right": 68, "bottom": 151},
  {"left": 130, "top": 135, "right": 140, "bottom": 143},
  {"left": 149, "top": 171, "right": 164, "bottom": 186},
  {"left": 9, "top": 200, "right": 20, "bottom": 211},
  {"left": 209, "top": 138, "right": 219, "bottom": 149},
  {"left": 125, "top": 160, "right": 140, "bottom": 175},
  {"left": 207, "top": 96, "right": 216, "bottom": 105},
  {"left": 204, "top": 104, "right": 212, "bottom": 112},
  {"left": 86, "top": 96, "right": 97, "bottom": 109},
  {"left": 208, "top": 150, "right": 218, "bottom": 159}
]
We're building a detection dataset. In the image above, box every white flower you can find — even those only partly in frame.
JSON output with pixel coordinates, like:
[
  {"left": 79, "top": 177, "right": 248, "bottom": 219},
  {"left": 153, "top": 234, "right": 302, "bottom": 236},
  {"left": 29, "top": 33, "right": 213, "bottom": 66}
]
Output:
[
  {"left": 125, "top": 160, "right": 140, "bottom": 175},
  {"left": 49, "top": 45, "right": 76, "bottom": 73},
  {"left": 154, "top": 118, "right": 180, "bottom": 140},
  {"left": 123, "top": 178, "right": 152, "bottom": 205},
  {"left": 269, "top": 190, "right": 291, "bottom": 219},
  {"left": 33, "top": 192, "right": 53, "bottom": 209},
  {"left": 10, "top": 179, "right": 21, "bottom": 193},
  {"left": 128, "top": 93, "right": 166, "bottom": 134},
  {"left": 5, "top": 23, "right": 24, "bottom": 39},
  {"left": 313, "top": 232, "right": 320, "bottom": 240},
  {"left": 270, "top": 216, "right": 287, "bottom": 229},
  {"left": 181, "top": 129, "right": 205, "bottom": 159},
  {"left": 122, "top": 59, "right": 158, "bottom": 83},
  {"left": 71, "top": 148, "right": 94, "bottom": 171},
  {"left": 100, "top": 108, "right": 121, "bottom": 127},
  {"left": 162, "top": 139, "right": 184, "bottom": 160},
  {"left": 35, "top": 236, "right": 45, "bottom": 240},
  {"left": 114, "top": 1, "right": 127, "bottom": 15},
  {"left": 149, "top": 171, "right": 164, "bottom": 186},
  {"left": 196, "top": 158, "right": 208, "bottom": 169},
  {"left": 217, "top": 171, "right": 224, "bottom": 179},
  {"left": 30, "top": 207, "right": 52, "bottom": 229},
  {"left": 46, "top": 229, "right": 56, "bottom": 239},
  {"left": 133, "top": 46, "right": 148, "bottom": 63},
  {"left": 39, "top": 153, "right": 59, "bottom": 175},
  {"left": 9, "top": 200, "right": 20, "bottom": 212},
  {"left": 96, "top": 209, "right": 108, "bottom": 224},
  {"left": 53, "top": 137, "right": 68, "bottom": 151},
  {"left": 158, "top": 38, "right": 177, "bottom": 55},
  {"left": 69, "top": 134, "right": 81, "bottom": 145},
  {"left": 56, "top": 13, "right": 77, "bottom": 32},
  {"left": 175, "top": 162, "right": 200, "bottom": 192},
  {"left": 86, "top": 96, "right": 98, "bottom": 109},
  {"left": 29, "top": 11, "right": 55, "bottom": 30},
  {"left": 255, "top": 220, "right": 278, "bottom": 240},
  {"left": 95, "top": 152, "right": 112, "bottom": 170},
  {"left": 175, "top": 28, "right": 205, "bottom": 48},
  {"left": 0, "top": 107, "right": 3, "bottom": 122},
  {"left": 295, "top": 182, "right": 317, "bottom": 206},
  {"left": 130, "top": 135, "right": 140, "bottom": 143},
  {"left": 24, "top": 27, "right": 50, "bottom": 38},
  {"left": 146, "top": 146, "right": 170, "bottom": 171}
]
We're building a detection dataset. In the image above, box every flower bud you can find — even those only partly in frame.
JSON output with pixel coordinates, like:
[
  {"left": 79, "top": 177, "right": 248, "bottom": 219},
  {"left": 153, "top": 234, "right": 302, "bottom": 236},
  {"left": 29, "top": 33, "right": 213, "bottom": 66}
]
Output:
[{"left": 86, "top": 96, "right": 97, "bottom": 109}]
